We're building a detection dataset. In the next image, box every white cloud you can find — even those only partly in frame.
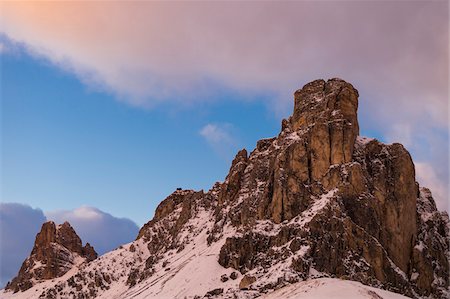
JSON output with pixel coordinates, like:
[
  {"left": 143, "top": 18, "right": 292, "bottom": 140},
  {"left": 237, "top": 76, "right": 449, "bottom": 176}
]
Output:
[
  {"left": 0, "top": 2, "right": 447, "bottom": 121},
  {"left": 72, "top": 206, "right": 102, "bottom": 220},
  {"left": 199, "top": 123, "right": 239, "bottom": 161},
  {"left": 200, "top": 123, "right": 233, "bottom": 145},
  {"left": 385, "top": 123, "right": 413, "bottom": 148},
  {"left": 415, "top": 162, "right": 449, "bottom": 212}
]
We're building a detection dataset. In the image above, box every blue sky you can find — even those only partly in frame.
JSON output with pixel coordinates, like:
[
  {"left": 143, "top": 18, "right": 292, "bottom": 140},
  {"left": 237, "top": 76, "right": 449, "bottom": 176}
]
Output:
[
  {"left": 1, "top": 43, "right": 444, "bottom": 226},
  {"left": 1, "top": 49, "right": 283, "bottom": 226}
]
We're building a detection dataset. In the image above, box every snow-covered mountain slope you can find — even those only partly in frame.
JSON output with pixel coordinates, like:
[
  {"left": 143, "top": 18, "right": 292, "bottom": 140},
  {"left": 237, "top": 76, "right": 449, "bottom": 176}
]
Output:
[
  {"left": 0, "top": 199, "right": 412, "bottom": 299},
  {"left": 2, "top": 79, "right": 449, "bottom": 299}
]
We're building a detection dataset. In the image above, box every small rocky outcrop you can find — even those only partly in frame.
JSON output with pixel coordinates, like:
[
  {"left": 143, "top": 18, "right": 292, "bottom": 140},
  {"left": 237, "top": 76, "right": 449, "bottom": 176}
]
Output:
[
  {"left": 239, "top": 275, "right": 256, "bottom": 290},
  {"left": 205, "top": 288, "right": 223, "bottom": 297},
  {"left": 5, "top": 221, "right": 97, "bottom": 293}
]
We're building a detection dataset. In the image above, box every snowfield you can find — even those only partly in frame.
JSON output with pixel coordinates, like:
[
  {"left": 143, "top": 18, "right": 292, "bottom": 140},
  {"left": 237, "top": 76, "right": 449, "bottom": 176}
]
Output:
[
  {"left": 261, "top": 278, "right": 410, "bottom": 299},
  {"left": 1, "top": 277, "right": 411, "bottom": 299}
]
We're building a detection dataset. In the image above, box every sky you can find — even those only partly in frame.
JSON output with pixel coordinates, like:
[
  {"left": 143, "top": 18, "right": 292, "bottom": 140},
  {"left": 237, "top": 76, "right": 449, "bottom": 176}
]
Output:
[{"left": 0, "top": 0, "right": 449, "bottom": 288}]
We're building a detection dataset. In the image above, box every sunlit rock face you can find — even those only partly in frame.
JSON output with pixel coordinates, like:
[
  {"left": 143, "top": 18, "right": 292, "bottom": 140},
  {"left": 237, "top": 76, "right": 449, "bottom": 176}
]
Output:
[
  {"left": 210, "top": 78, "right": 446, "bottom": 298},
  {"left": 3, "top": 79, "right": 448, "bottom": 299},
  {"left": 291, "top": 78, "right": 359, "bottom": 167}
]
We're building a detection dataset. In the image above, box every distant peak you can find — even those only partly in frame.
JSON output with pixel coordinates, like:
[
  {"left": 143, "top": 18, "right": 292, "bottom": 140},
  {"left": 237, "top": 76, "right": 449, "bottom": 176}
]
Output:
[{"left": 5, "top": 220, "right": 97, "bottom": 292}]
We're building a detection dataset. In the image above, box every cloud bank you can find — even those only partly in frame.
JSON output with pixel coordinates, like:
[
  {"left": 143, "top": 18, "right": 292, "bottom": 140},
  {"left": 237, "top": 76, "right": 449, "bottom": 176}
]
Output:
[
  {"left": 45, "top": 206, "right": 139, "bottom": 255},
  {"left": 0, "top": 203, "right": 46, "bottom": 287},
  {"left": 1, "top": 2, "right": 448, "bottom": 208},
  {"left": 0, "top": 203, "right": 139, "bottom": 287}
]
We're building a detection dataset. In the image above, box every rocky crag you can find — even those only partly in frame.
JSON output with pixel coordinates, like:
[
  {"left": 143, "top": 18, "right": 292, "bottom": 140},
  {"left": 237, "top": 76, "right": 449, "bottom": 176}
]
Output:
[
  {"left": 5, "top": 221, "right": 97, "bottom": 293},
  {"left": 3, "top": 78, "right": 449, "bottom": 299}
]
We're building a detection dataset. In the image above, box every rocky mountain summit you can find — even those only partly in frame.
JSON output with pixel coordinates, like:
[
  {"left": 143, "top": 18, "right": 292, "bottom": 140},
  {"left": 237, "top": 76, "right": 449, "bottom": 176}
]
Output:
[
  {"left": 5, "top": 221, "right": 97, "bottom": 293},
  {"left": 2, "top": 78, "right": 449, "bottom": 299}
]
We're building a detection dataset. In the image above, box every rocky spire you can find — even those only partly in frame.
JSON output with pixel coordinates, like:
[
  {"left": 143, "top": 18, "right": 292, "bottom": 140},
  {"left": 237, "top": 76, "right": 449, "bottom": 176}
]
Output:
[
  {"left": 289, "top": 78, "right": 359, "bottom": 179},
  {"left": 5, "top": 221, "right": 97, "bottom": 293}
]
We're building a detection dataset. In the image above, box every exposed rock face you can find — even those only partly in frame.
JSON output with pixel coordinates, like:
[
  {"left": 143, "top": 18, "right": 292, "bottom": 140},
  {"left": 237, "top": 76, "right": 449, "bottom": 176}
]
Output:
[
  {"left": 211, "top": 79, "right": 447, "bottom": 298},
  {"left": 219, "top": 149, "right": 248, "bottom": 205},
  {"left": 5, "top": 221, "right": 97, "bottom": 293},
  {"left": 129, "top": 79, "right": 447, "bottom": 298},
  {"left": 351, "top": 139, "right": 418, "bottom": 274},
  {"left": 411, "top": 188, "right": 449, "bottom": 296},
  {"left": 291, "top": 79, "right": 359, "bottom": 173},
  {"left": 4, "top": 78, "right": 448, "bottom": 299}
]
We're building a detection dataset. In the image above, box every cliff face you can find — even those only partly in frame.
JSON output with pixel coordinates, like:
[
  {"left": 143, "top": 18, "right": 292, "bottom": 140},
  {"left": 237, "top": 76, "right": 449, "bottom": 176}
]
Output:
[
  {"left": 3, "top": 78, "right": 448, "bottom": 299},
  {"left": 208, "top": 79, "right": 446, "bottom": 298},
  {"left": 5, "top": 221, "right": 97, "bottom": 293}
]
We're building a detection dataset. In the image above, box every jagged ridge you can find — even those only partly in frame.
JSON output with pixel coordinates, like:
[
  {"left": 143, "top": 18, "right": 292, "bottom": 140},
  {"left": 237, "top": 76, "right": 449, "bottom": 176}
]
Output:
[{"left": 2, "top": 78, "right": 448, "bottom": 299}]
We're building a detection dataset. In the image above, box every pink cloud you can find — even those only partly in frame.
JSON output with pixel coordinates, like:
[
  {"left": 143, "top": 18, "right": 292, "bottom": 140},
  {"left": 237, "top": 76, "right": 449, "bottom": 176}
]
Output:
[
  {"left": 1, "top": 2, "right": 446, "bottom": 115},
  {"left": 1, "top": 1, "right": 448, "bottom": 210}
]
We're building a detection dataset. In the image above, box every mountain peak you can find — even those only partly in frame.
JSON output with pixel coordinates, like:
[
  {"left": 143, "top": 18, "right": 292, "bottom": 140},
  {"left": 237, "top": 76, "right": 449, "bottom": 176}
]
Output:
[
  {"left": 274, "top": 78, "right": 360, "bottom": 186},
  {"left": 291, "top": 78, "right": 358, "bottom": 129},
  {"left": 5, "top": 221, "right": 97, "bottom": 293}
]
